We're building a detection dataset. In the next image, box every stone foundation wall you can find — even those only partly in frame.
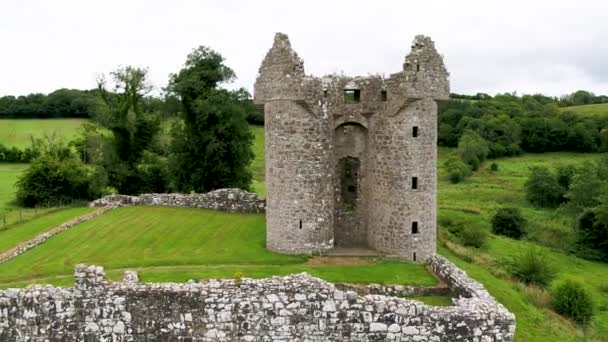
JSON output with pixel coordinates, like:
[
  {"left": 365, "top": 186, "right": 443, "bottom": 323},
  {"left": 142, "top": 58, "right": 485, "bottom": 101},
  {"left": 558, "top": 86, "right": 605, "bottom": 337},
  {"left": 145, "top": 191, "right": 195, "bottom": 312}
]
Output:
[
  {"left": 90, "top": 188, "right": 266, "bottom": 213},
  {"left": 0, "top": 255, "right": 515, "bottom": 341}
]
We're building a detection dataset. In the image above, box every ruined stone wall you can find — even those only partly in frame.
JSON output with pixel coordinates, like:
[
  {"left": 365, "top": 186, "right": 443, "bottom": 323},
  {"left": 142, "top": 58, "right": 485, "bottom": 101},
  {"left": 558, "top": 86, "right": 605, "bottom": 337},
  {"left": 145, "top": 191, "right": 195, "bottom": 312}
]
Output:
[
  {"left": 89, "top": 188, "right": 266, "bottom": 213},
  {"left": 0, "top": 255, "right": 515, "bottom": 341}
]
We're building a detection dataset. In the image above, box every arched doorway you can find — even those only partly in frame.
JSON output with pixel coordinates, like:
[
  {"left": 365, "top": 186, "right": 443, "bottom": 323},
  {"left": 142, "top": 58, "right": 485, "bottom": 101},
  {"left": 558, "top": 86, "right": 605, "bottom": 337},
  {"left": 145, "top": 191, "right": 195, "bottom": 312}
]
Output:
[{"left": 334, "top": 122, "right": 368, "bottom": 247}]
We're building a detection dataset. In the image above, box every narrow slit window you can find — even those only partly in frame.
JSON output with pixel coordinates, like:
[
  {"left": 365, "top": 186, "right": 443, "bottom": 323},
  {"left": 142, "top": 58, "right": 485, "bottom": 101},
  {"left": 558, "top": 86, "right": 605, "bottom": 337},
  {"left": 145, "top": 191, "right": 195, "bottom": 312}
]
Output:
[
  {"left": 416, "top": 63, "right": 420, "bottom": 72},
  {"left": 412, "top": 221, "right": 419, "bottom": 234},
  {"left": 323, "top": 89, "right": 328, "bottom": 98},
  {"left": 413, "top": 252, "right": 417, "bottom": 261},
  {"left": 344, "top": 89, "right": 361, "bottom": 103},
  {"left": 299, "top": 220, "right": 302, "bottom": 229},
  {"left": 381, "top": 90, "right": 388, "bottom": 102},
  {"left": 413, "top": 126, "right": 418, "bottom": 137},
  {"left": 412, "top": 177, "right": 418, "bottom": 190}
]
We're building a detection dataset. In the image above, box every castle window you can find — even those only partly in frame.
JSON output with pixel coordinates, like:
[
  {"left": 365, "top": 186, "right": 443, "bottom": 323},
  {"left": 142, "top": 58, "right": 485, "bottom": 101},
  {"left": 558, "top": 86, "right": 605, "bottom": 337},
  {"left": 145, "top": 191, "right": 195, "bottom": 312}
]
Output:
[
  {"left": 416, "top": 63, "right": 420, "bottom": 72},
  {"left": 412, "top": 221, "right": 419, "bottom": 234},
  {"left": 344, "top": 89, "right": 360, "bottom": 103},
  {"left": 381, "top": 90, "right": 388, "bottom": 102},
  {"left": 413, "top": 252, "right": 417, "bottom": 261},
  {"left": 412, "top": 177, "right": 418, "bottom": 189},
  {"left": 323, "top": 89, "right": 328, "bottom": 98},
  {"left": 413, "top": 126, "right": 419, "bottom": 137},
  {"left": 299, "top": 220, "right": 302, "bottom": 229}
]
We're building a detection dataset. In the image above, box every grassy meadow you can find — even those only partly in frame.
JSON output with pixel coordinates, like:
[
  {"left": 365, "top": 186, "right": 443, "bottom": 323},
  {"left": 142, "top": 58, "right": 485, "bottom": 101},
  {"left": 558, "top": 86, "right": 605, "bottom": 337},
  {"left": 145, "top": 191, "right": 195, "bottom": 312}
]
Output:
[
  {"left": 0, "top": 118, "right": 88, "bottom": 148},
  {"left": 560, "top": 103, "right": 608, "bottom": 118}
]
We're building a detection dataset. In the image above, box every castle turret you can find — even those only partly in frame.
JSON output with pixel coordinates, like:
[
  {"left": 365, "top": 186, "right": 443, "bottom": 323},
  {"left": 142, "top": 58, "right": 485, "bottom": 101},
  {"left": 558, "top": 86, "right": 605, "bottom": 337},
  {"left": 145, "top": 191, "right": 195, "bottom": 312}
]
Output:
[
  {"left": 255, "top": 33, "right": 335, "bottom": 254},
  {"left": 401, "top": 35, "right": 450, "bottom": 100}
]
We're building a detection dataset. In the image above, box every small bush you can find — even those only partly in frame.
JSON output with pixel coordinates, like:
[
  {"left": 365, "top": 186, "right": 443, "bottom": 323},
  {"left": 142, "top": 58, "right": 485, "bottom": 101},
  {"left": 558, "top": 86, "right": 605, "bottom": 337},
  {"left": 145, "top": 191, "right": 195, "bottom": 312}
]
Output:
[
  {"left": 16, "top": 152, "right": 101, "bottom": 207},
  {"left": 509, "top": 249, "right": 557, "bottom": 287},
  {"left": 491, "top": 207, "right": 527, "bottom": 239},
  {"left": 444, "top": 157, "right": 472, "bottom": 184},
  {"left": 524, "top": 166, "right": 565, "bottom": 208},
  {"left": 490, "top": 162, "right": 499, "bottom": 171},
  {"left": 551, "top": 280, "right": 594, "bottom": 324},
  {"left": 459, "top": 225, "right": 488, "bottom": 248}
]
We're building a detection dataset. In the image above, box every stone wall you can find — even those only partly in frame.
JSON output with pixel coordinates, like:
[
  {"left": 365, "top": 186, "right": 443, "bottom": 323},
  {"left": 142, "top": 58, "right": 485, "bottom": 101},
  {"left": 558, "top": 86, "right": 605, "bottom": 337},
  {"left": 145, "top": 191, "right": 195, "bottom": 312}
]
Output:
[
  {"left": 90, "top": 188, "right": 266, "bottom": 214},
  {"left": 0, "top": 255, "right": 515, "bottom": 341}
]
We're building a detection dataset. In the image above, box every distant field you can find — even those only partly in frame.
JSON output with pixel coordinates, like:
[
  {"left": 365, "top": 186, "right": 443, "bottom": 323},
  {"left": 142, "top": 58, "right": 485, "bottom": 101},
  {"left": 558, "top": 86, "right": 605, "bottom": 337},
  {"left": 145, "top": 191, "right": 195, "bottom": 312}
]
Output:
[
  {"left": 559, "top": 103, "right": 608, "bottom": 117},
  {"left": 0, "top": 118, "right": 88, "bottom": 148},
  {"left": 0, "top": 163, "right": 26, "bottom": 209}
]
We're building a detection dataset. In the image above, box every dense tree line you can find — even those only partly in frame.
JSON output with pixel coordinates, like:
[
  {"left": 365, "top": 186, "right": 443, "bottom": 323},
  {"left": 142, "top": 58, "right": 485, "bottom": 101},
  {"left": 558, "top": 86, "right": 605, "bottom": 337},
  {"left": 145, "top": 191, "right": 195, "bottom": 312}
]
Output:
[{"left": 16, "top": 47, "right": 258, "bottom": 206}]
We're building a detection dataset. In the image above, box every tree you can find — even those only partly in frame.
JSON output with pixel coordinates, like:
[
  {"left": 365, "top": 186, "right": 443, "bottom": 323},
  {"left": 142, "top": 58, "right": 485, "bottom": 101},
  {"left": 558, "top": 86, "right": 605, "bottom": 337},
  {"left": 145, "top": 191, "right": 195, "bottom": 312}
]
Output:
[
  {"left": 563, "top": 166, "right": 605, "bottom": 214},
  {"left": 524, "top": 167, "right": 565, "bottom": 208},
  {"left": 91, "top": 66, "right": 167, "bottom": 194},
  {"left": 491, "top": 207, "right": 527, "bottom": 239},
  {"left": 457, "top": 130, "right": 489, "bottom": 171},
  {"left": 169, "top": 46, "right": 254, "bottom": 192}
]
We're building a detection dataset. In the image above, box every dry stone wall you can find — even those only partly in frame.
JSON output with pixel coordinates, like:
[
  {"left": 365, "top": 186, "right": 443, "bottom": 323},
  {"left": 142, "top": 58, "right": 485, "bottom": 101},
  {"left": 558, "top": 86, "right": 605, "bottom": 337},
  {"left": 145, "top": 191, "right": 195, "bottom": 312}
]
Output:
[
  {"left": 0, "top": 255, "right": 515, "bottom": 341},
  {"left": 90, "top": 188, "right": 266, "bottom": 214}
]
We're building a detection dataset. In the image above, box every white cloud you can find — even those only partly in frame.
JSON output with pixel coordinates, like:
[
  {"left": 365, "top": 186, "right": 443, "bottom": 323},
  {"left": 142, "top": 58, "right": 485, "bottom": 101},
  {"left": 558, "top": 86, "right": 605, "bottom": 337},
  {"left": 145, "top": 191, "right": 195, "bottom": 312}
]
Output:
[{"left": 0, "top": 0, "right": 606, "bottom": 97}]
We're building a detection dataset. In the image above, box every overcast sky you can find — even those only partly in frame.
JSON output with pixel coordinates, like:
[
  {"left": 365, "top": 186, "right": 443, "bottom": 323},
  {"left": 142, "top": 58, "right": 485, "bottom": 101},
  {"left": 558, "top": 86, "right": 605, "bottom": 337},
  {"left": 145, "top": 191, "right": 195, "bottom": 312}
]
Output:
[{"left": 1, "top": 0, "right": 607, "bottom": 97}]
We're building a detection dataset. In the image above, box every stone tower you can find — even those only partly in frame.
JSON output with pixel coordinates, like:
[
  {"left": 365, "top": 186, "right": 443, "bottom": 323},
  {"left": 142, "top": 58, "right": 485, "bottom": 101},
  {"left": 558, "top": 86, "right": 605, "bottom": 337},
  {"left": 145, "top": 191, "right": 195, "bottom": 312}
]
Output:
[{"left": 254, "top": 33, "right": 449, "bottom": 261}]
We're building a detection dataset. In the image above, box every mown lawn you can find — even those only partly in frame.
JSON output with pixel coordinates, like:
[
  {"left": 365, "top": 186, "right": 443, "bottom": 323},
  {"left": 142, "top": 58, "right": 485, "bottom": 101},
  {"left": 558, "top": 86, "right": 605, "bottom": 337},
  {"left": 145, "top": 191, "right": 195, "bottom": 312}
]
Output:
[
  {"left": 0, "top": 118, "right": 88, "bottom": 148},
  {"left": 0, "top": 206, "right": 437, "bottom": 288},
  {"left": 0, "top": 207, "right": 93, "bottom": 254}
]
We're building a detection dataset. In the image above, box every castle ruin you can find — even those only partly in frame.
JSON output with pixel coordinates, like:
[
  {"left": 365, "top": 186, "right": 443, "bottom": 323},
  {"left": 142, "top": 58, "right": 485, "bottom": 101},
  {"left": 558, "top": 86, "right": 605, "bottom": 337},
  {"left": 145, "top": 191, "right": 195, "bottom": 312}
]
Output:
[{"left": 255, "top": 33, "right": 449, "bottom": 261}]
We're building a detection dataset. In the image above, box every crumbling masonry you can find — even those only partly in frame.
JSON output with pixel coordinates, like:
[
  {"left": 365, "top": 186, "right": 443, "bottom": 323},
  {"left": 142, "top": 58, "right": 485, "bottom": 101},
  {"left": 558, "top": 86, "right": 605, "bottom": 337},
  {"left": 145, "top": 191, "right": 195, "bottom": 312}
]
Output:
[{"left": 255, "top": 33, "right": 449, "bottom": 260}]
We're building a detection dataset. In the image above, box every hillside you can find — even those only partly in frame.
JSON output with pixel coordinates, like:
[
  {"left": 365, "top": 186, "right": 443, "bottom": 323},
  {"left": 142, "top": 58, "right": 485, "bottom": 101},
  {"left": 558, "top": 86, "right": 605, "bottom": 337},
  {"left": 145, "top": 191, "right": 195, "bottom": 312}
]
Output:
[{"left": 560, "top": 103, "right": 608, "bottom": 117}]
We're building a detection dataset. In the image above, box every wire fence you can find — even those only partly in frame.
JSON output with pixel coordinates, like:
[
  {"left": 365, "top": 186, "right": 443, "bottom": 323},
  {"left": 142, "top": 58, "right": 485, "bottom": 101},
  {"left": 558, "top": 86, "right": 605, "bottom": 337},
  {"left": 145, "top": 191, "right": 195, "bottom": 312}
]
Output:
[{"left": 0, "top": 199, "right": 88, "bottom": 229}]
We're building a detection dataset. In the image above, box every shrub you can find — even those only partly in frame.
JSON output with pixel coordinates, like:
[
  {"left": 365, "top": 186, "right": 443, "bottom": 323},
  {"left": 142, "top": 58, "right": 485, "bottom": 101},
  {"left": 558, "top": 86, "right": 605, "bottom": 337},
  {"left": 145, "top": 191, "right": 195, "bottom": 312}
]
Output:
[
  {"left": 15, "top": 152, "right": 100, "bottom": 207},
  {"left": 457, "top": 130, "right": 489, "bottom": 171},
  {"left": 459, "top": 225, "right": 488, "bottom": 248},
  {"left": 551, "top": 280, "right": 594, "bottom": 324},
  {"left": 575, "top": 210, "right": 608, "bottom": 261},
  {"left": 524, "top": 166, "right": 565, "bottom": 208},
  {"left": 509, "top": 249, "right": 557, "bottom": 287},
  {"left": 233, "top": 272, "right": 244, "bottom": 287},
  {"left": 490, "top": 162, "right": 499, "bottom": 172},
  {"left": 491, "top": 207, "right": 527, "bottom": 239},
  {"left": 444, "top": 157, "right": 472, "bottom": 184}
]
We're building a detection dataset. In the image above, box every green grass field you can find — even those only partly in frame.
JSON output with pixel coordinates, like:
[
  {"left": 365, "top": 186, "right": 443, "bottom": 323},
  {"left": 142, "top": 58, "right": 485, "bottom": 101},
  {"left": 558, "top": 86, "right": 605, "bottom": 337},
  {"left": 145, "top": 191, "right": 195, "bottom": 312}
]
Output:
[
  {"left": 0, "top": 207, "right": 92, "bottom": 254},
  {"left": 560, "top": 103, "right": 608, "bottom": 117},
  {"left": 0, "top": 163, "right": 26, "bottom": 209},
  {"left": 0, "top": 118, "right": 88, "bottom": 148},
  {"left": 0, "top": 206, "right": 437, "bottom": 288}
]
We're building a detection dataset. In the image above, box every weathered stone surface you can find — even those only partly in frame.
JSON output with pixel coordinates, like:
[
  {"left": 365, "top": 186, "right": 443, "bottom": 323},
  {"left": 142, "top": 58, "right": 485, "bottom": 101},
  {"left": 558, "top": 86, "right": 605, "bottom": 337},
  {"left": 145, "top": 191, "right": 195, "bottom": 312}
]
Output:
[
  {"left": 255, "top": 33, "right": 449, "bottom": 260},
  {"left": 90, "top": 188, "right": 266, "bottom": 213},
  {"left": 0, "top": 255, "right": 515, "bottom": 341}
]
